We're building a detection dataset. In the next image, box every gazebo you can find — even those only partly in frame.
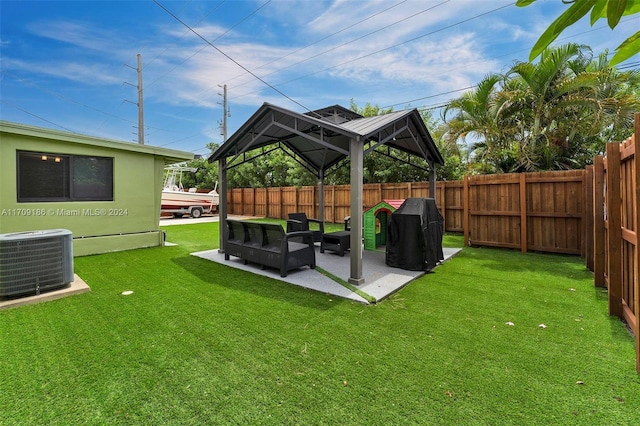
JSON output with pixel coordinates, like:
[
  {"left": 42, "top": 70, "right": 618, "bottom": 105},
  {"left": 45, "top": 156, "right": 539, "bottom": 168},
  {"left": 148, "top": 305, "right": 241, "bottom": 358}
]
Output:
[{"left": 209, "top": 103, "right": 444, "bottom": 285}]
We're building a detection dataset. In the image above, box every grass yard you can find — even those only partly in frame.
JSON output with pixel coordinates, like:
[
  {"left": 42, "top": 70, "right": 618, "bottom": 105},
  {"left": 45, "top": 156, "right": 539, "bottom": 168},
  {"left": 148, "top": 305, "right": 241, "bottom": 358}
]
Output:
[{"left": 1, "top": 221, "right": 639, "bottom": 425}]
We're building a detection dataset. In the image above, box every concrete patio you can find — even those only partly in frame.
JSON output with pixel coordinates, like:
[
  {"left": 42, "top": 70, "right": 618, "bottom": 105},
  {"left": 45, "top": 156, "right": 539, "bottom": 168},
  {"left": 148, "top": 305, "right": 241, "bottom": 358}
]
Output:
[{"left": 192, "top": 245, "right": 461, "bottom": 304}]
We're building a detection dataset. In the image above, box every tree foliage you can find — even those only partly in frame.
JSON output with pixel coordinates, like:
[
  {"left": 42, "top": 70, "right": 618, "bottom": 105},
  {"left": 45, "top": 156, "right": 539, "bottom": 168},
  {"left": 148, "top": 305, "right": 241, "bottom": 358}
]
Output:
[
  {"left": 443, "top": 43, "right": 640, "bottom": 173},
  {"left": 348, "top": 99, "right": 465, "bottom": 182},
  {"left": 517, "top": 0, "right": 640, "bottom": 65},
  {"left": 178, "top": 143, "right": 220, "bottom": 190},
  {"left": 226, "top": 146, "right": 317, "bottom": 188}
]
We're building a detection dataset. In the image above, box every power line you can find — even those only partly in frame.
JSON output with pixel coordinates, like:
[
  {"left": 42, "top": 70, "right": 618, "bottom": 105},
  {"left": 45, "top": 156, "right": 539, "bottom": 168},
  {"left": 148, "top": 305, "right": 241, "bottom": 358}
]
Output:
[
  {"left": 1, "top": 99, "right": 76, "bottom": 133},
  {"left": 379, "top": 18, "right": 640, "bottom": 110},
  {"left": 147, "top": 0, "right": 270, "bottom": 89},
  {"left": 382, "top": 85, "right": 479, "bottom": 109},
  {"left": 2, "top": 69, "right": 136, "bottom": 125},
  {"left": 189, "top": 0, "right": 415, "bottom": 104},
  {"left": 224, "top": 0, "right": 453, "bottom": 95},
  {"left": 220, "top": 0, "right": 408, "bottom": 88},
  {"left": 229, "top": 2, "right": 515, "bottom": 102},
  {"left": 2, "top": 69, "right": 185, "bottom": 135},
  {"left": 153, "top": 0, "right": 319, "bottom": 116},
  {"left": 144, "top": 1, "right": 227, "bottom": 71}
]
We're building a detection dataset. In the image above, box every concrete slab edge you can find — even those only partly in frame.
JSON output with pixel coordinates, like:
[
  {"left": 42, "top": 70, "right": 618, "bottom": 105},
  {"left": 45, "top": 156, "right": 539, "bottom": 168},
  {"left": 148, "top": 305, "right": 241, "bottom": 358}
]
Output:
[{"left": 0, "top": 274, "right": 91, "bottom": 310}]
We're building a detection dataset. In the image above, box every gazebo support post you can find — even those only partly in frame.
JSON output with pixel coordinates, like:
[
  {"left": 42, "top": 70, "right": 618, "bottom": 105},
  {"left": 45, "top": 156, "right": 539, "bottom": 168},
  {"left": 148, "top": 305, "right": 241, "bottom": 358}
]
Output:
[
  {"left": 429, "top": 159, "right": 436, "bottom": 198},
  {"left": 349, "top": 136, "right": 364, "bottom": 285},
  {"left": 218, "top": 157, "right": 228, "bottom": 254},
  {"left": 317, "top": 170, "right": 325, "bottom": 224}
]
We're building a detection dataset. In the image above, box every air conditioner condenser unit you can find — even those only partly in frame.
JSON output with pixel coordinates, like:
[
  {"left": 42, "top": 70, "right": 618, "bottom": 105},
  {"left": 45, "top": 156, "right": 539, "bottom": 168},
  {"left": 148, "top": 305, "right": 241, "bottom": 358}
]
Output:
[{"left": 0, "top": 229, "right": 74, "bottom": 299}]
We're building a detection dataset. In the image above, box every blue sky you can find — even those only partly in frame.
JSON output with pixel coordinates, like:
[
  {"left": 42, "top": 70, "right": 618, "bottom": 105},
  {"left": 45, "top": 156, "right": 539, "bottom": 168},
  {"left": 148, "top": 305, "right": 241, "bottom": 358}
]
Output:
[{"left": 1, "top": 0, "right": 637, "bottom": 157}]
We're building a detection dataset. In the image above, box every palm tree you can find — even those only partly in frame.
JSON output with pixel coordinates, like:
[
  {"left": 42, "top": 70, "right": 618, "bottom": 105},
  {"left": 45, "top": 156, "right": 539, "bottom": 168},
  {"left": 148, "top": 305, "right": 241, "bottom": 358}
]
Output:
[
  {"left": 443, "top": 43, "right": 640, "bottom": 174},
  {"left": 501, "top": 43, "right": 596, "bottom": 169},
  {"left": 442, "top": 73, "right": 513, "bottom": 172},
  {"left": 504, "top": 43, "right": 640, "bottom": 170}
]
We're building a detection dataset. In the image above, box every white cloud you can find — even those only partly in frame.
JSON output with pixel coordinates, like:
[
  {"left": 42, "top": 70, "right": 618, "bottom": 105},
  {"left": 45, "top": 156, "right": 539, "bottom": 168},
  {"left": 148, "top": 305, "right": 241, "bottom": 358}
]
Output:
[
  {"left": 3, "top": 57, "right": 122, "bottom": 86},
  {"left": 26, "top": 19, "right": 135, "bottom": 55}
]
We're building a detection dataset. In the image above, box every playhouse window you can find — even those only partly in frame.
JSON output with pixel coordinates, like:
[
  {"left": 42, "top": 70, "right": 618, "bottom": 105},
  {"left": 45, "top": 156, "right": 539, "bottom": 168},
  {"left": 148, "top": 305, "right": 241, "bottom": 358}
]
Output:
[{"left": 17, "top": 151, "right": 113, "bottom": 202}]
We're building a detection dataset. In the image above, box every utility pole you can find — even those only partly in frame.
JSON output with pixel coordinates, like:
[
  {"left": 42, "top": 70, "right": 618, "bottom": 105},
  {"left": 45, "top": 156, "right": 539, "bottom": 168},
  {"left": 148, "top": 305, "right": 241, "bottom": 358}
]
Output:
[
  {"left": 124, "top": 53, "right": 144, "bottom": 144},
  {"left": 218, "top": 84, "right": 230, "bottom": 142},
  {"left": 136, "top": 54, "right": 144, "bottom": 145}
]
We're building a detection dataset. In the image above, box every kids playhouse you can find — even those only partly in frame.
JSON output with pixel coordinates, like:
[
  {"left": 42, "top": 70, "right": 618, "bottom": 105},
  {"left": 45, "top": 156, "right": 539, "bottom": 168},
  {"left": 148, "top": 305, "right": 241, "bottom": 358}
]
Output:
[{"left": 363, "top": 199, "right": 404, "bottom": 251}]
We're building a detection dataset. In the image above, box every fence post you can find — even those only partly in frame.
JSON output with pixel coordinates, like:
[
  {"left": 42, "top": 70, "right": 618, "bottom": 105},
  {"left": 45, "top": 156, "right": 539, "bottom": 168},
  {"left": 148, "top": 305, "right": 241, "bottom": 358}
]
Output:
[
  {"left": 520, "top": 173, "right": 527, "bottom": 253},
  {"left": 633, "top": 113, "right": 640, "bottom": 373},
  {"left": 331, "top": 185, "right": 336, "bottom": 223},
  {"left": 439, "top": 182, "right": 446, "bottom": 231},
  {"left": 606, "top": 141, "right": 623, "bottom": 317},
  {"left": 584, "top": 166, "right": 594, "bottom": 269},
  {"left": 593, "top": 156, "right": 606, "bottom": 287},
  {"left": 265, "top": 187, "right": 270, "bottom": 219},
  {"left": 313, "top": 184, "right": 317, "bottom": 219},
  {"left": 253, "top": 187, "right": 256, "bottom": 216},
  {"left": 463, "top": 175, "right": 469, "bottom": 247}
]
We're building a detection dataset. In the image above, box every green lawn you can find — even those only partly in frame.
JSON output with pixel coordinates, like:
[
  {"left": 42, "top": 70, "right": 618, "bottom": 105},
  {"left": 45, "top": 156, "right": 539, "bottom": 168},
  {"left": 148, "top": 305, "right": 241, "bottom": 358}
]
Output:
[{"left": 1, "top": 222, "right": 639, "bottom": 425}]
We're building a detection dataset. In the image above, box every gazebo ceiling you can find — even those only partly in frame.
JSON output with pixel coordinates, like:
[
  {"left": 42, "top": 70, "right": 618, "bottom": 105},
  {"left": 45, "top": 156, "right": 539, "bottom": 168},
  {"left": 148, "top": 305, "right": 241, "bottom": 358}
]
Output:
[{"left": 209, "top": 102, "right": 444, "bottom": 176}]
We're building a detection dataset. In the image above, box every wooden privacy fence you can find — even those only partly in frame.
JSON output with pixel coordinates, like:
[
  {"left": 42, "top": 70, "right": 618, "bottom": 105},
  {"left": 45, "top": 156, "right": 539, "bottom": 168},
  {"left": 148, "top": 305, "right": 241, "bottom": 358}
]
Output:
[
  {"left": 591, "top": 114, "right": 640, "bottom": 372},
  {"left": 227, "top": 171, "right": 586, "bottom": 255},
  {"left": 227, "top": 181, "right": 465, "bottom": 233},
  {"left": 463, "top": 171, "right": 586, "bottom": 254}
]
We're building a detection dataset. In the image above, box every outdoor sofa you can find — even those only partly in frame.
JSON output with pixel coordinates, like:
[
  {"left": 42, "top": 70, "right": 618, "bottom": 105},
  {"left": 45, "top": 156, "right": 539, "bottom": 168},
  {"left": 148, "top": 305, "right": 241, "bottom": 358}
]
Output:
[{"left": 224, "top": 219, "right": 316, "bottom": 277}]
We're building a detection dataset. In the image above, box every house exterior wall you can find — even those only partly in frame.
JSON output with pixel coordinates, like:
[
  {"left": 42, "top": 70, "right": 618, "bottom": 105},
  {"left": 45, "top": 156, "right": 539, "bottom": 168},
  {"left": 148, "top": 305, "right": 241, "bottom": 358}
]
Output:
[{"left": 0, "top": 122, "right": 192, "bottom": 256}]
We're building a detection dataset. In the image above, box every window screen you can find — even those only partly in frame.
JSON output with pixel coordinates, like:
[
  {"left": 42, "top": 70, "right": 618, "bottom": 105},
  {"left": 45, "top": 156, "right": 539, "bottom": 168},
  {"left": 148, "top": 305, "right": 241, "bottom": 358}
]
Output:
[{"left": 17, "top": 151, "right": 113, "bottom": 202}]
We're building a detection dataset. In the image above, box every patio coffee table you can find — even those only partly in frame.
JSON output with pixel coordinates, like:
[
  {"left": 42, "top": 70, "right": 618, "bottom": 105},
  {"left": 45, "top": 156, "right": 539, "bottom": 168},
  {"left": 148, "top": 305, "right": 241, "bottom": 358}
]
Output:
[{"left": 320, "top": 230, "right": 350, "bottom": 256}]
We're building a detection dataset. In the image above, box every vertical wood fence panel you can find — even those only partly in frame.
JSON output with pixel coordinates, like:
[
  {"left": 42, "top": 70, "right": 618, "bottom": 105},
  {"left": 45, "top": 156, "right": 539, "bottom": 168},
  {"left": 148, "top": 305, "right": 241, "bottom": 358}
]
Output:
[
  {"left": 295, "top": 186, "right": 316, "bottom": 219},
  {"left": 254, "top": 188, "right": 267, "bottom": 217},
  {"left": 444, "top": 181, "right": 464, "bottom": 233},
  {"left": 634, "top": 115, "right": 640, "bottom": 373},
  {"left": 592, "top": 156, "right": 606, "bottom": 288},
  {"left": 606, "top": 141, "right": 624, "bottom": 317},
  {"left": 595, "top": 114, "right": 639, "bottom": 372},
  {"left": 241, "top": 188, "right": 255, "bottom": 216},
  {"left": 584, "top": 166, "right": 594, "bottom": 269},
  {"left": 281, "top": 187, "right": 298, "bottom": 218},
  {"left": 620, "top": 138, "right": 637, "bottom": 332},
  {"left": 466, "top": 174, "right": 522, "bottom": 250},
  {"left": 266, "top": 187, "right": 282, "bottom": 220},
  {"left": 526, "top": 171, "right": 585, "bottom": 255}
]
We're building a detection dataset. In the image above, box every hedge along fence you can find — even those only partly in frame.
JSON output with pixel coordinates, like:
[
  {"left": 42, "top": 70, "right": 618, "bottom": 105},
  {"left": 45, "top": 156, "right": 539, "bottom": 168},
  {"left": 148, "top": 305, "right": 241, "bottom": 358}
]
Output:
[{"left": 591, "top": 113, "right": 640, "bottom": 373}]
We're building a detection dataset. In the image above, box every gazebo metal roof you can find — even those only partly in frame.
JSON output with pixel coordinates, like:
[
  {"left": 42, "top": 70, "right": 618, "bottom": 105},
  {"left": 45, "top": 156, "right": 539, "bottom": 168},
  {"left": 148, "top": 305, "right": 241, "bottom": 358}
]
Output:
[
  {"left": 210, "top": 102, "right": 444, "bottom": 285},
  {"left": 210, "top": 102, "right": 443, "bottom": 176}
]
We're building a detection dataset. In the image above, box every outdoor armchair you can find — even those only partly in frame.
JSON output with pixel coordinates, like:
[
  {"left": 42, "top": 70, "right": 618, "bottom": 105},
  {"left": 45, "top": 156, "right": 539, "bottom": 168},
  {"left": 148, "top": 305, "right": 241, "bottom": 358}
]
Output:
[{"left": 286, "top": 213, "right": 324, "bottom": 243}]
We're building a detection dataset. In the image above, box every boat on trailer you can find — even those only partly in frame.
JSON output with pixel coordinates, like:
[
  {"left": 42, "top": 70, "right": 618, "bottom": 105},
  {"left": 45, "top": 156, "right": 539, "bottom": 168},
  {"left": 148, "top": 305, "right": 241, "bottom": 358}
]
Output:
[{"left": 161, "top": 165, "right": 219, "bottom": 218}]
